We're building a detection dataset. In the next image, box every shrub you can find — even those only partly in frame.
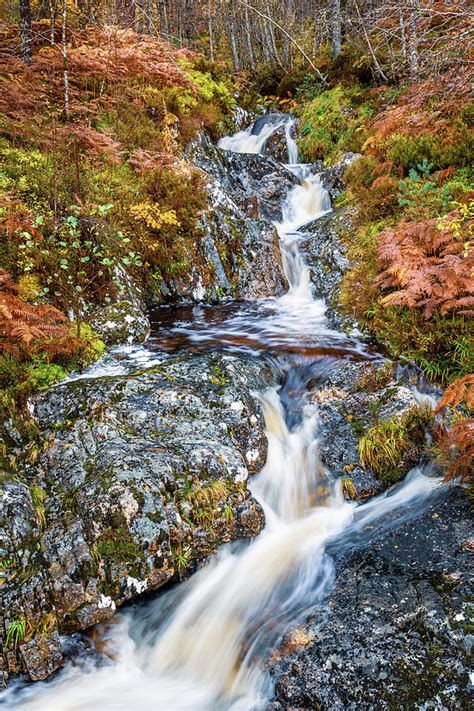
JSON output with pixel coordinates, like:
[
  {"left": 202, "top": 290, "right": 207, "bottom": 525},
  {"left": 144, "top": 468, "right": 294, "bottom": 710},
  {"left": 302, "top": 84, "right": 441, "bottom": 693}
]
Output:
[
  {"left": 0, "top": 270, "right": 75, "bottom": 359},
  {"left": 298, "top": 86, "right": 368, "bottom": 163},
  {"left": 397, "top": 160, "right": 452, "bottom": 220},
  {"left": 375, "top": 206, "right": 474, "bottom": 319},
  {"left": 345, "top": 156, "right": 399, "bottom": 220},
  {"left": 139, "top": 163, "right": 207, "bottom": 279},
  {"left": 23, "top": 362, "right": 67, "bottom": 391},
  {"left": 331, "top": 44, "right": 373, "bottom": 85}
]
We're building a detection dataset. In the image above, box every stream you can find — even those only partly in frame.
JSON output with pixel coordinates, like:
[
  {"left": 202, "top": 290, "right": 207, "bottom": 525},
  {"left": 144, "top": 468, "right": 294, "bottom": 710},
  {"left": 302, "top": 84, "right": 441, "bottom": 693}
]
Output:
[{"left": 3, "top": 116, "right": 446, "bottom": 710}]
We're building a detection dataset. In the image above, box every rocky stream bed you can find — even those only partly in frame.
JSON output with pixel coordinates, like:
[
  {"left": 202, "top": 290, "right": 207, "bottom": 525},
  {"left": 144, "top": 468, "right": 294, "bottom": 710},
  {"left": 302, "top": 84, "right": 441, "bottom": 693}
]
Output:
[{"left": 0, "top": 112, "right": 472, "bottom": 709}]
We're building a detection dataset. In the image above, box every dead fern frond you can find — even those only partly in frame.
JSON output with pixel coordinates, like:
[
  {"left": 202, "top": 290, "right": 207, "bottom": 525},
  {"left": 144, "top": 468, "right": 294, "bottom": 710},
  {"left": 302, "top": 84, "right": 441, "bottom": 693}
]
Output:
[
  {"left": 0, "top": 271, "right": 73, "bottom": 359},
  {"left": 435, "top": 375, "right": 474, "bottom": 414}
]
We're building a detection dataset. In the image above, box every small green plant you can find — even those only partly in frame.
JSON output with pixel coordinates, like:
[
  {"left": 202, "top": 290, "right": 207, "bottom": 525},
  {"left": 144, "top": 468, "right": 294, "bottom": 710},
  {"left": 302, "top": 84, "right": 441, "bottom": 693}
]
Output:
[
  {"left": 24, "top": 362, "right": 67, "bottom": 392},
  {"left": 19, "top": 207, "right": 141, "bottom": 337},
  {"left": 5, "top": 616, "right": 32, "bottom": 649},
  {"left": 96, "top": 526, "right": 143, "bottom": 565},
  {"left": 174, "top": 547, "right": 190, "bottom": 573},
  {"left": 224, "top": 504, "right": 234, "bottom": 523},
  {"left": 398, "top": 160, "right": 451, "bottom": 220},
  {"left": 30, "top": 485, "right": 47, "bottom": 531}
]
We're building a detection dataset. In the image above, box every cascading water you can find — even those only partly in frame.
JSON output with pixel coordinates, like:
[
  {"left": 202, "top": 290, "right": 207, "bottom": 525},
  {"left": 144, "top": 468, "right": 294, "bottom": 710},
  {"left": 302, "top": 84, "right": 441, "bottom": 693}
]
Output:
[
  {"left": 284, "top": 120, "right": 299, "bottom": 164},
  {"left": 218, "top": 114, "right": 298, "bottom": 165},
  {"left": 217, "top": 117, "right": 286, "bottom": 156},
  {"left": 3, "top": 116, "right": 443, "bottom": 711}
]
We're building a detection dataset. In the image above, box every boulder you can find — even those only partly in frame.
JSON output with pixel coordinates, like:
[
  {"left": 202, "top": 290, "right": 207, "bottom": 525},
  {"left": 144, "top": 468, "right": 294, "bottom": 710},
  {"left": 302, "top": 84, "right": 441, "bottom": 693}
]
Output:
[
  {"left": 89, "top": 299, "right": 150, "bottom": 346},
  {"left": 167, "top": 122, "right": 306, "bottom": 304},
  {"left": 269, "top": 489, "right": 473, "bottom": 710},
  {"left": 319, "top": 152, "right": 360, "bottom": 200},
  {"left": 89, "top": 266, "right": 150, "bottom": 346},
  {"left": 300, "top": 206, "right": 355, "bottom": 329},
  {"left": 0, "top": 352, "right": 271, "bottom": 682},
  {"left": 310, "top": 359, "right": 436, "bottom": 498},
  {"left": 187, "top": 131, "right": 300, "bottom": 222},
  {"left": 249, "top": 112, "right": 297, "bottom": 163}
]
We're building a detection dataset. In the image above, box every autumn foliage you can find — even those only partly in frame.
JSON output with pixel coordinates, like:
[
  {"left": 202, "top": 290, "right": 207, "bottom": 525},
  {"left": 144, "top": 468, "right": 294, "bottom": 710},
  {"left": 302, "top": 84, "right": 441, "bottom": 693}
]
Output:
[
  {"left": 435, "top": 375, "right": 474, "bottom": 487},
  {"left": 0, "top": 269, "right": 75, "bottom": 359},
  {"left": 375, "top": 209, "right": 474, "bottom": 318}
]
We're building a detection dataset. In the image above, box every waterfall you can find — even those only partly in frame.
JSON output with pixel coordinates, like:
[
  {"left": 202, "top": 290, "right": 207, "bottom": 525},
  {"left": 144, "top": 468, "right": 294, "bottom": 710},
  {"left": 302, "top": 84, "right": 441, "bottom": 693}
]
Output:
[
  {"left": 217, "top": 117, "right": 287, "bottom": 155},
  {"left": 218, "top": 114, "right": 298, "bottom": 164},
  {"left": 285, "top": 120, "right": 299, "bottom": 164},
  {"left": 6, "top": 115, "right": 442, "bottom": 711}
]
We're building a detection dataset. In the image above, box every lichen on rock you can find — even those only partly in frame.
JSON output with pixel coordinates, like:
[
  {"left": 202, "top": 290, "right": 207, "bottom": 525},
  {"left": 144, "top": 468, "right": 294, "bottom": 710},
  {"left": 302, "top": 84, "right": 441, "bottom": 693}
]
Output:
[{"left": 0, "top": 352, "right": 270, "bottom": 684}]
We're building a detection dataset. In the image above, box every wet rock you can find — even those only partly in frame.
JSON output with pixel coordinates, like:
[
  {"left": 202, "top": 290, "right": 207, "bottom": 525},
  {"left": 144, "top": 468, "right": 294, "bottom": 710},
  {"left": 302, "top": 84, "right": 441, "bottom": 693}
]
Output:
[
  {"left": 89, "top": 299, "right": 150, "bottom": 346},
  {"left": 319, "top": 152, "right": 360, "bottom": 200},
  {"left": 311, "top": 359, "right": 435, "bottom": 498},
  {"left": 157, "top": 141, "right": 290, "bottom": 303},
  {"left": 252, "top": 112, "right": 297, "bottom": 163},
  {"left": 151, "top": 176, "right": 288, "bottom": 303},
  {"left": 270, "top": 489, "right": 473, "bottom": 710},
  {"left": 202, "top": 178, "right": 289, "bottom": 300},
  {"left": 88, "top": 266, "right": 150, "bottom": 345},
  {"left": 20, "top": 631, "right": 63, "bottom": 681},
  {"left": 188, "top": 131, "right": 300, "bottom": 222},
  {"left": 300, "top": 206, "right": 356, "bottom": 329},
  {"left": 0, "top": 352, "right": 271, "bottom": 682},
  {"left": 231, "top": 106, "right": 255, "bottom": 132},
  {"left": 265, "top": 121, "right": 298, "bottom": 164}
]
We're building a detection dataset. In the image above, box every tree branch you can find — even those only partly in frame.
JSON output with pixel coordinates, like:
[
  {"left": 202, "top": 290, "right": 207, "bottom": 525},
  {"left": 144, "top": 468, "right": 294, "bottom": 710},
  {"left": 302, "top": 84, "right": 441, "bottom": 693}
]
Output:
[{"left": 235, "top": 0, "right": 327, "bottom": 83}]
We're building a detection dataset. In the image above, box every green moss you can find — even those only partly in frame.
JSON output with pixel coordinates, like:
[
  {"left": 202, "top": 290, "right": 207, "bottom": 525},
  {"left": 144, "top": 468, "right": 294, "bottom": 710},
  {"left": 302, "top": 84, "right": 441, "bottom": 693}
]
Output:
[
  {"left": 96, "top": 525, "right": 143, "bottom": 565},
  {"left": 298, "top": 85, "right": 371, "bottom": 164}
]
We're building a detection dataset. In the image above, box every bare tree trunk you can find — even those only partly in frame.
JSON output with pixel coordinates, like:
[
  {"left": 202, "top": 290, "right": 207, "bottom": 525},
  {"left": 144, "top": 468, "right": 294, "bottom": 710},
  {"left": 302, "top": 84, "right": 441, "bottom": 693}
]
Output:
[
  {"left": 227, "top": 6, "right": 240, "bottom": 72},
  {"left": 157, "top": 0, "right": 169, "bottom": 36},
  {"left": 407, "top": 0, "right": 419, "bottom": 79},
  {"left": 49, "top": 0, "right": 56, "bottom": 45},
  {"left": 398, "top": 0, "right": 407, "bottom": 58},
  {"left": 244, "top": 3, "right": 256, "bottom": 70},
  {"left": 237, "top": 0, "right": 326, "bottom": 81},
  {"left": 331, "top": 0, "right": 342, "bottom": 59},
  {"left": 19, "top": 0, "right": 33, "bottom": 64},
  {"left": 353, "top": 0, "right": 388, "bottom": 82},
  {"left": 208, "top": 0, "right": 214, "bottom": 61},
  {"left": 61, "top": 0, "right": 69, "bottom": 117}
]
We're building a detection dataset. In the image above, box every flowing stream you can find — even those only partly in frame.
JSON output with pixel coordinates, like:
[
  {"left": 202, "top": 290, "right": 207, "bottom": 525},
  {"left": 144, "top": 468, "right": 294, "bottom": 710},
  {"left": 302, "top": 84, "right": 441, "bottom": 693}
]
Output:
[{"left": 4, "top": 116, "right": 443, "bottom": 711}]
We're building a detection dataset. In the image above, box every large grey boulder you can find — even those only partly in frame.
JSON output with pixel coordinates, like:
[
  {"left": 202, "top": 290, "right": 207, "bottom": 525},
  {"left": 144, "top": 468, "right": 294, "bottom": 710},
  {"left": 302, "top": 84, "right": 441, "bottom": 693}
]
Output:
[
  {"left": 0, "top": 353, "right": 270, "bottom": 684},
  {"left": 269, "top": 489, "right": 473, "bottom": 710},
  {"left": 153, "top": 175, "right": 288, "bottom": 304},
  {"left": 310, "top": 359, "right": 436, "bottom": 499},
  {"left": 319, "top": 152, "right": 360, "bottom": 200},
  {"left": 89, "top": 266, "right": 150, "bottom": 346},
  {"left": 89, "top": 299, "right": 150, "bottom": 346}
]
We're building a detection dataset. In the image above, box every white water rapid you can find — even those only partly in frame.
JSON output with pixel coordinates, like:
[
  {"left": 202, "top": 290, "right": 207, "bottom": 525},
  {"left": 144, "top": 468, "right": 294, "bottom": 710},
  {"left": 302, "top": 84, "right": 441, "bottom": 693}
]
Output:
[
  {"left": 218, "top": 114, "right": 298, "bottom": 164},
  {"left": 3, "top": 115, "right": 443, "bottom": 711}
]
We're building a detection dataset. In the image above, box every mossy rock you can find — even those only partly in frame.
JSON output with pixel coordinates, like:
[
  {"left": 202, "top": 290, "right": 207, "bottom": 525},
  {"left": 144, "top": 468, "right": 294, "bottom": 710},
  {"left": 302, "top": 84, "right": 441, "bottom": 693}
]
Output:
[
  {"left": 359, "top": 404, "right": 435, "bottom": 485},
  {"left": 89, "top": 300, "right": 150, "bottom": 346}
]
